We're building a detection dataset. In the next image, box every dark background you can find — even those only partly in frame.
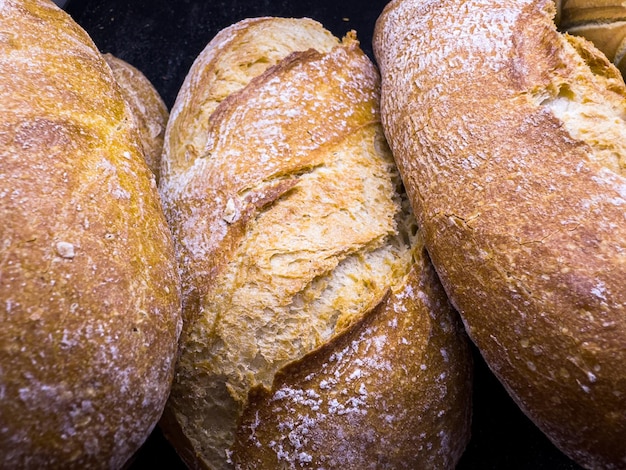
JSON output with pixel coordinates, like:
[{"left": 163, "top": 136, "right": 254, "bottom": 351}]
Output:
[{"left": 61, "top": 0, "right": 582, "bottom": 468}]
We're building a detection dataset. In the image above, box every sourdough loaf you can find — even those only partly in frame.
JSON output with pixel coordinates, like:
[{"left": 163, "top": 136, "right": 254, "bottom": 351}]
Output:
[
  {"left": 159, "top": 17, "right": 472, "bottom": 469},
  {"left": 104, "top": 53, "right": 169, "bottom": 183},
  {"left": 0, "top": 0, "right": 181, "bottom": 468},
  {"left": 374, "top": 0, "right": 626, "bottom": 468}
]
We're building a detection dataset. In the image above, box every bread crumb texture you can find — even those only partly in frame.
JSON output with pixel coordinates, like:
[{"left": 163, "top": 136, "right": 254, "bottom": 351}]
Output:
[
  {"left": 160, "top": 17, "right": 471, "bottom": 469},
  {"left": 0, "top": 1, "right": 181, "bottom": 468},
  {"left": 375, "top": 0, "right": 626, "bottom": 468}
]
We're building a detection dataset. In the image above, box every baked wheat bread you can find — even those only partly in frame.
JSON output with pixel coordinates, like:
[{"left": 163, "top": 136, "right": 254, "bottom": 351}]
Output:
[
  {"left": 228, "top": 241, "right": 471, "bottom": 470},
  {"left": 0, "top": 0, "right": 182, "bottom": 467},
  {"left": 558, "top": 0, "right": 626, "bottom": 77},
  {"left": 104, "top": 53, "right": 169, "bottom": 183},
  {"left": 159, "top": 17, "right": 472, "bottom": 469},
  {"left": 374, "top": 0, "right": 626, "bottom": 468}
]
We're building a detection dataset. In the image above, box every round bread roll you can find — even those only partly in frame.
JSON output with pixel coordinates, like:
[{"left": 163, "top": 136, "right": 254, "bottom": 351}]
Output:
[
  {"left": 104, "top": 53, "right": 169, "bottom": 184},
  {"left": 558, "top": 0, "right": 626, "bottom": 77},
  {"left": 0, "top": 0, "right": 182, "bottom": 468},
  {"left": 159, "top": 17, "right": 472, "bottom": 469},
  {"left": 374, "top": 0, "right": 626, "bottom": 469}
]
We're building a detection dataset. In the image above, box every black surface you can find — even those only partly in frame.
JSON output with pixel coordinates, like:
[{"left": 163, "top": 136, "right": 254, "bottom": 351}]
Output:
[
  {"left": 63, "top": 1, "right": 584, "bottom": 468},
  {"left": 65, "top": 0, "right": 386, "bottom": 109}
]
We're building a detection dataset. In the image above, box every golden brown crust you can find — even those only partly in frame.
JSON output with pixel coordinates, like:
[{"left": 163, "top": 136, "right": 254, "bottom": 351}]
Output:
[
  {"left": 558, "top": 0, "right": 626, "bottom": 76},
  {"left": 232, "top": 243, "right": 472, "bottom": 470},
  {"left": 374, "top": 0, "right": 626, "bottom": 468},
  {"left": 160, "top": 17, "right": 339, "bottom": 181},
  {"left": 0, "top": 1, "right": 181, "bottom": 468},
  {"left": 160, "top": 17, "right": 472, "bottom": 470},
  {"left": 104, "top": 53, "right": 169, "bottom": 183}
]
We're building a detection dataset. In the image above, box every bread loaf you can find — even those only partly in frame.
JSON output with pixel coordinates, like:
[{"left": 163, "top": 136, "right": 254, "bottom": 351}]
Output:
[
  {"left": 374, "top": 0, "right": 626, "bottom": 468},
  {"left": 104, "top": 53, "right": 169, "bottom": 183},
  {"left": 159, "top": 17, "right": 472, "bottom": 469},
  {"left": 230, "top": 242, "right": 472, "bottom": 469},
  {"left": 0, "top": 1, "right": 182, "bottom": 467},
  {"left": 558, "top": 0, "right": 626, "bottom": 77}
]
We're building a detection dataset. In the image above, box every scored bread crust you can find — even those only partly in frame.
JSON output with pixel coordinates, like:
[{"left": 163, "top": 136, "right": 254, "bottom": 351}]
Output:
[
  {"left": 0, "top": 0, "right": 182, "bottom": 468},
  {"left": 159, "top": 17, "right": 472, "bottom": 469},
  {"left": 231, "top": 242, "right": 472, "bottom": 470},
  {"left": 374, "top": 0, "right": 626, "bottom": 469},
  {"left": 104, "top": 53, "right": 169, "bottom": 183}
]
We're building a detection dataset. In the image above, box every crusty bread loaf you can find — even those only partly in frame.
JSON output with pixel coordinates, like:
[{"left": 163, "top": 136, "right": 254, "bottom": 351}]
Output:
[
  {"left": 159, "top": 17, "right": 338, "bottom": 182},
  {"left": 104, "top": 53, "right": 169, "bottom": 183},
  {"left": 159, "top": 17, "right": 472, "bottom": 469},
  {"left": 229, "top": 241, "right": 472, "bottom": 469},
  {"left": 0, "top": 1, "right": 182, "bottom": 468},
  {"left": 374, "top": 0, "right": 626, "bottom": 469},
  {"left": 558, "top": 0, "right": 626, "bottom": 77}
]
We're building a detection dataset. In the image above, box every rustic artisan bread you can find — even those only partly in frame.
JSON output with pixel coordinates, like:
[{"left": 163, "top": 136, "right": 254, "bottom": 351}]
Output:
[
  {"left": 229, "top": 241, "right": 472, "bottom": 469},
  {"left": 558, "top": 0, "right": 626, "bottom": 77},
  {"left": 0, "top": 0, "right": 182, "bottom": 468},
  {"left": 104, "top": 53, "right": 169, "bottom": 183},
  {"left": 374, "top": 0, "right": 626, "bottom": 468},
  {"left": 159, "top": 17, "right": 472, "bottom": 469}
]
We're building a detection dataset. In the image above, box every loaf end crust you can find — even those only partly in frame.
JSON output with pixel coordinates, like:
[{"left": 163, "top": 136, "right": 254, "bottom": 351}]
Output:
[{"left": 160, "top": 17, "right": 472, "bottom": 469}]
